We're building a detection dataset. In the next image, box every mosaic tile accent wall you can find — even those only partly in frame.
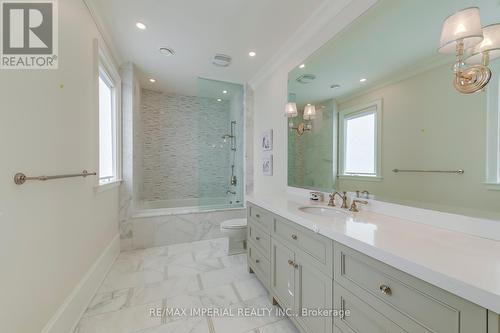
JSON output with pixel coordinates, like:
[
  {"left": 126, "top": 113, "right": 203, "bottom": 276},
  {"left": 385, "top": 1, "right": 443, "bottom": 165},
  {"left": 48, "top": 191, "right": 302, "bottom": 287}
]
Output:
[{"left": 140, "top": 89, "right": 232, "bottom": 202}]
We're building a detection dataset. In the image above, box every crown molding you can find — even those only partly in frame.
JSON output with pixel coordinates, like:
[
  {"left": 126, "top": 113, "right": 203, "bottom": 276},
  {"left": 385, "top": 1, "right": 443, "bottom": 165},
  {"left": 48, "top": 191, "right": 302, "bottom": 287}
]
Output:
[
  {"left": 82, "top": 0, "right": 123, "bottom": 67},
  {"left": 248, "top": 0, "right": 378, "bottom": 89}
]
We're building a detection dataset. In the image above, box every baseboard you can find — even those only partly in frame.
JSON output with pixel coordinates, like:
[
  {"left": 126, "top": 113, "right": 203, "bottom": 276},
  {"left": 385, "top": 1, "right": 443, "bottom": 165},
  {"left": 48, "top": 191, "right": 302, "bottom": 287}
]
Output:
[{"left": 40, "top": 234, "right": 120, "bottom": 333}]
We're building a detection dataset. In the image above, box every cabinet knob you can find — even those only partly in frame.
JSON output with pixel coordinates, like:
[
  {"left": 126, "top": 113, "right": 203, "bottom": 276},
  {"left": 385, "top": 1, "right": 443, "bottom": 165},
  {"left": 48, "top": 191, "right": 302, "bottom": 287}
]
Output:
[
  {"left": 288, "top": 259, "right": 294, "bottom": 266},
  {"left": 291, "top": 234, "right": 298, "bottom": 240},
  {"left": 380, "top": 285, "right": 392, "bottom": 296},
  {"left": 255, "top": 259, "right": 260, "bottom": 264},
  {"left": 256, "top": 236, "right": 260, "bottom": 241},
  {"left": 255, "top": 214, "right": 260, "bottom": 218}
]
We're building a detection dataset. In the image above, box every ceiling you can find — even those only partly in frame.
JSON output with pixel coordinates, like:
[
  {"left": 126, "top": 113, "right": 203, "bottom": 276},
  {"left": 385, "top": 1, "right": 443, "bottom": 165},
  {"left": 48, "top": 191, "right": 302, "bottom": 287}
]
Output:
[
  {"left": 88, "top": 0, "right": 325, "bottom": 96},
  {"left": 288, "top": 0, "right": 500, "bottom": 107}
]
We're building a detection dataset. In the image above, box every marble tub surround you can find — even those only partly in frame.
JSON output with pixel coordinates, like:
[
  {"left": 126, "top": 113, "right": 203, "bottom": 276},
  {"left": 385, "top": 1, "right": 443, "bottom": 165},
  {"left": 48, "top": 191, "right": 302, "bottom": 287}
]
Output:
[
  {"left": 75, "top": 238, "right": 298, "bottom": 333},
  {"left": 247, "top": 193, "right": 500, "bottom": 314},
  {"left": 121, "top": 208, "right": 246, "bottom": 251}
]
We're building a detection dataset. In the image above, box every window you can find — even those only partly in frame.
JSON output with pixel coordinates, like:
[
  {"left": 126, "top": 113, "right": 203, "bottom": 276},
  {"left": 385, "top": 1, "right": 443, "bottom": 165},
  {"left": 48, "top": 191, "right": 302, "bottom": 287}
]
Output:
[
  {"left": 98, "top": 44, "right": 121, "bottom": 186},
  {"left": 485, "top": 60, "right": 500, "bottom": 190},
  {"left": 339, "top": 100, "right": 382, "bottom": 180}
]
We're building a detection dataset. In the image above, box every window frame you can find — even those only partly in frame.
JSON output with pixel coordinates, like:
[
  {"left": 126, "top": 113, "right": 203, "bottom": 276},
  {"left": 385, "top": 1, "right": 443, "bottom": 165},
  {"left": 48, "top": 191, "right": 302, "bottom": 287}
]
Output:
[
  {"left": 96, "top": 40, "right": 122, "bottom": 189},
  {"left": 338, "top": 99, "right": 382, "bottom": 181},
  {"left": 485, "top": 60, "right": 500, "bottom": 191}
]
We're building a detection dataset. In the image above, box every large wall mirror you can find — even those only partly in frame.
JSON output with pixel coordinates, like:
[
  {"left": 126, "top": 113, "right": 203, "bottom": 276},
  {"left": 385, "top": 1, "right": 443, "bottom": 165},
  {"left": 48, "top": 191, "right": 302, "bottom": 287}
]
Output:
[{"left": 287, "top": 0, "right": 500, "bottom": 220}]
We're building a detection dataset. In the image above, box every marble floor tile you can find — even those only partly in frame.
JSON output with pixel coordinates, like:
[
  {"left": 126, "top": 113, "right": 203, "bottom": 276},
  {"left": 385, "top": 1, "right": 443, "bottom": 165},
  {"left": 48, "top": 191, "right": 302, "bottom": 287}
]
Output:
[
  {"left": 75, "top": 301, "right": 162, "bottom": 333},
  {"left": 118, "top": 246, "right": 169, "bottom": 261},
  {"left": 84, "top": 289, "right": 132, "bottom": 317},
  {"left": 129, "top": 276, "right": 200, "bottom": 307},
  {"left": 219, "top": 253, "right": 247, "bottom": 268},
  {"left": 195, "top": 283, "right": 241, "bottom": 307},
  {"left": 234, "top": 278, "right": 268, "bottom": 302},
  {"left": 140, "top": 251, "right": 195, "bottom": 271},
  {"left": 166, "top": 258, "right": 224, "bottom": 279},
  {"left": 134, "top": 317, "right": 211, "bottom": 333},
  {"left": 199, "top": 265, "right": 254, "bottom": 289},
  {"left": 74, "top": 236, "right": 298, "bottom": 333},
  {"left": 256, "top": 319, "right": 300, "bottom": 333},
  {"left": 211, "top": 296, "right": 282, "bottom": 333},
  {"left": 99, "top": 270, "right": 164, "bottom": 293}
]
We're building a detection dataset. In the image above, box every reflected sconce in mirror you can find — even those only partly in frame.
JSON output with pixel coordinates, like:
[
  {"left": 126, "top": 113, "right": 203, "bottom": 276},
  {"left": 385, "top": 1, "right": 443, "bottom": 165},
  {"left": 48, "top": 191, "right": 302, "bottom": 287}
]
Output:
[
  {"left": 439, "top": 7, "right": 500, "bottom": 94},
  {"left": 286, "top": 103, "right": 315, "bottom": 136}
]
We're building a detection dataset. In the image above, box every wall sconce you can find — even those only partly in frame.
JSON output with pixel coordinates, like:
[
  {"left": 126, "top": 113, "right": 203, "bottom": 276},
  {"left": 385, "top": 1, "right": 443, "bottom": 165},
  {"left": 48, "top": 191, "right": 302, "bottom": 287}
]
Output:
[
  {"left": 439, "top": 7, "right": 500, "bottom": 94},
  {"left": 285, "top": 103, "right": 315, "bottom": 136}
]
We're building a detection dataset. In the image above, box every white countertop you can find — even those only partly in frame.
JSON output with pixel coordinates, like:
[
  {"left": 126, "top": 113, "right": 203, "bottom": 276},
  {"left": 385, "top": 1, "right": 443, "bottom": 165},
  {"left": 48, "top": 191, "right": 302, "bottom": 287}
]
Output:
[{"left": 247, "top": 193, "right": 500, "bottom": 314}]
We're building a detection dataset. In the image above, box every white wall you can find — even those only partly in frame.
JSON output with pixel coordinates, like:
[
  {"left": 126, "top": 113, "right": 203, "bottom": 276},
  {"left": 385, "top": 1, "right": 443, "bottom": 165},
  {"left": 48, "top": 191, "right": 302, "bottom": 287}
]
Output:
[
  {"left": 252, "top": 0, "right": 377, "bottom": 196},
  {"left": 0, "top": 0, "right": 120, "bottom": 332}
]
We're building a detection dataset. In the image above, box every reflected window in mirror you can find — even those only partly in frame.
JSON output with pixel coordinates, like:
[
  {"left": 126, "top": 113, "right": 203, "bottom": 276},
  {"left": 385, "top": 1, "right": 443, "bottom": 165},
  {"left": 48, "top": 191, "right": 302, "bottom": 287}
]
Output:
[{"left": 339, "top": 100, "right": 382, "bottom": 180}]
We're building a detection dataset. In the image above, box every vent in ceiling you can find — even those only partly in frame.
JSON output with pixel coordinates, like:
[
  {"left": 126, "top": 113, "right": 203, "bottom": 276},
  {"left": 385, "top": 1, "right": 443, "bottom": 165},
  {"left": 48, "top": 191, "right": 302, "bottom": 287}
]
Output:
[
  {"left": 213, "top": 54, "right": 232, "bottom": 67},
  {"left": 296, "top": 74, "right": 316, "bottom": 84}
]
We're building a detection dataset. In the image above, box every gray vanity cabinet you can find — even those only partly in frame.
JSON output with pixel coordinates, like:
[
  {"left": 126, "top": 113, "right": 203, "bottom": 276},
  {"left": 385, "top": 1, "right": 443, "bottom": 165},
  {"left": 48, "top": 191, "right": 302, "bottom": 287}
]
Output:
[{"left": 247, "top": 203, "right": 499, "bottom": 333}]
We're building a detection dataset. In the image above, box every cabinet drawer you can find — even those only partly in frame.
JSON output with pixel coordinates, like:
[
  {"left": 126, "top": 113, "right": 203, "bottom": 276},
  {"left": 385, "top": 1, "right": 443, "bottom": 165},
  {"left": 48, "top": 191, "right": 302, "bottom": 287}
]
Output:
[
  {"left": 273, "top": 215, "right": 333, "bottom": 277},
  {"left": 247, "top": 204, "right": 272, "bottom": 231},
  {"left": 334, "top": 282, "right": 405, "bottom": 333},
  {"left": 248, "top": 220, "right": 270, "bottom": 258},
  {"left": 334, "top": 242, "right": 487, "bottom": 333},
  {"left": 248, "top": 241, "right": 270, "bottom": 288}
]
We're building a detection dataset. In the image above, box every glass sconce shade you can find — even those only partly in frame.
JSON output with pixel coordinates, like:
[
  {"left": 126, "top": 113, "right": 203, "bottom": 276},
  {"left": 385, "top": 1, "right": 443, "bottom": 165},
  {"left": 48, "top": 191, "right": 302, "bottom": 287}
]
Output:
[
  {"left": 303, "top": 104, "right": 316, "bottom": 120},
  {"left": 466, "top": 24, "right": 500, "bottom": 64},
  {"left": 285, "top": 102, "right": 298, "bottom": 118},
  {"left": 439, "top": 7, "right": 483, "bottom": 54}
]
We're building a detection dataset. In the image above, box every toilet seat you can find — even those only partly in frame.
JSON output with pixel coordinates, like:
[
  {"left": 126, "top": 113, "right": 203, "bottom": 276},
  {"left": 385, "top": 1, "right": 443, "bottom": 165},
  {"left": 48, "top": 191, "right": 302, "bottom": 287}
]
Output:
[{"left": 221, "top": 218, "right": 247, "bottom": 229}]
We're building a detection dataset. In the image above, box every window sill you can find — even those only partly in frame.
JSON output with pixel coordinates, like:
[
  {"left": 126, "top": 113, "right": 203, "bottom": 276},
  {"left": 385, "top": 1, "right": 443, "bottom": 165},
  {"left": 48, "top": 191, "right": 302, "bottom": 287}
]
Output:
[
  {"left": 484, "top": 182, "right": 500, "bottom": 191},
  {"left": 95, "top": 180, "right": 122, "bottom": 193},
  {"left": 337, "top": 175, "right": 383, "bottom": 182}
]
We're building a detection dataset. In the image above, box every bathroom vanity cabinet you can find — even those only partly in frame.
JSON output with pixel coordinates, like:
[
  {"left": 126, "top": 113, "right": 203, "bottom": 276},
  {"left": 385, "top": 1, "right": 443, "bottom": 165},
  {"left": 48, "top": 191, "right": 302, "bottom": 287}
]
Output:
[{"left": 246, "top": 202, "right": 500, "bottom": 333}]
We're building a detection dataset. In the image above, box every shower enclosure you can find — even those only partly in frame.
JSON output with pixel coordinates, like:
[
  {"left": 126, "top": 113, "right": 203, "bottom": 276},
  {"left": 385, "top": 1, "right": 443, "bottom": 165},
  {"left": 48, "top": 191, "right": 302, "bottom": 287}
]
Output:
[{"left": 139, "top": 78, "right": 244, "bottom": 212}]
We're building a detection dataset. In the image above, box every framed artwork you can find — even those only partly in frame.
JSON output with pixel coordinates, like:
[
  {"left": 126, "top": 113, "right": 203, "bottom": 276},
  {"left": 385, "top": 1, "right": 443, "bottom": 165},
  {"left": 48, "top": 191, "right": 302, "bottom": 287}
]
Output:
[
  {"left": 262, "top": 154, "right": 273, "bottom": 176},
  {"left": 261, "top": 129, "right": 273, "bottom": 151}
]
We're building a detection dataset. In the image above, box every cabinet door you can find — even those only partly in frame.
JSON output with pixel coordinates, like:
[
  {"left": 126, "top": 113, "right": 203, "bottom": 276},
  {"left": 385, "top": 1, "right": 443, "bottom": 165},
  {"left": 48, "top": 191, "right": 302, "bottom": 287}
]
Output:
[
  {"left": 271, "top": 238, "right": 295, "bottom": 310},
  {"left": 294, "top": 251, "right": 333, "bottom": 333},
  {"left": 334, "top": 283, "right": 406, "bottom": 333}
]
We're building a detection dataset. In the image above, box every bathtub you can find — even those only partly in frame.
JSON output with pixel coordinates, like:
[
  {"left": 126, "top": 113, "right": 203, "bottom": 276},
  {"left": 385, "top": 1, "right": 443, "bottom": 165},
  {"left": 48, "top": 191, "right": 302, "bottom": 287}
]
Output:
[{"left": 133, "top": 196, "right": 244, "bottom": 218}]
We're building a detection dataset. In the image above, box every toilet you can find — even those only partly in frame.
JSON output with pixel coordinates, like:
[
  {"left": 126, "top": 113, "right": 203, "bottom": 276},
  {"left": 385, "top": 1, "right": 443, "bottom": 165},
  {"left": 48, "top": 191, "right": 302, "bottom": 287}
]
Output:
[{"left": 220, "top": 218, "right": 247, "bottom": 255}]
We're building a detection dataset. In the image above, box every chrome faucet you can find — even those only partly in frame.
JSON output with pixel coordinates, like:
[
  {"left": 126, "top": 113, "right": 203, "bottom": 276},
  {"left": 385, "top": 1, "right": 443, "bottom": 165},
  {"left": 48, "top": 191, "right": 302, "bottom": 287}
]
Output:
[
  {"left": 349, "top": 200, "right": 368, "bottom": 212},
  {"left": 328, "top": 191, "right": 349, "bottom": 209}
]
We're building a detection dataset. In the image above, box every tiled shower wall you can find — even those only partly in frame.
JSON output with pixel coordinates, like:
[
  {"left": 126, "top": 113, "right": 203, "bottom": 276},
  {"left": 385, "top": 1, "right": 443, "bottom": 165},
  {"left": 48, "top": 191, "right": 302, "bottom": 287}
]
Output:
[{"left": 140, "top": 89, "right": 232, "bottom": 202}]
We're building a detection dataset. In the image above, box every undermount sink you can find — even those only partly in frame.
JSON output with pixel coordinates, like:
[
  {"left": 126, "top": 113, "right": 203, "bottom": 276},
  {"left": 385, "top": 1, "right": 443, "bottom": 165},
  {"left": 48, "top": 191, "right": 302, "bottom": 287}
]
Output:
[{"left": 298, "top": 206, "right": 350, "bottom": 217}]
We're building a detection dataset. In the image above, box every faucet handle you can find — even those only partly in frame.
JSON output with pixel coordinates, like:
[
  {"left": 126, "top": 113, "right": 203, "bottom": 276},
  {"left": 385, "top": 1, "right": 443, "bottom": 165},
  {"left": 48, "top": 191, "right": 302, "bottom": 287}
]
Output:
[{"left": 349, "top": 200, "right": 368, "bottom": 212}]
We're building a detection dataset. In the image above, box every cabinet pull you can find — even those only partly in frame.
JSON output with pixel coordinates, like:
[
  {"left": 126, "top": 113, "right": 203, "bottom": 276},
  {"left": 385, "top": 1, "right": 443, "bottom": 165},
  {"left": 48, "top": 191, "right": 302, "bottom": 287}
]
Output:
[
  {"left": 255, "top": 259, "right": 260, "bottom": 264},
  {"left": 255, "top": 213, "right": 261, "bottom": 218},
  {"left": 379, "top": 285, "right": 392, "bottom": 296},
  {"left": 291, "top": 234, "right": 298, "bottom": 240},
  {"left": 255, "top": 236, "right": 260, "bottom": 241},
  {"left": 288, "top": 259, "right": 294, "bottom": 266}
]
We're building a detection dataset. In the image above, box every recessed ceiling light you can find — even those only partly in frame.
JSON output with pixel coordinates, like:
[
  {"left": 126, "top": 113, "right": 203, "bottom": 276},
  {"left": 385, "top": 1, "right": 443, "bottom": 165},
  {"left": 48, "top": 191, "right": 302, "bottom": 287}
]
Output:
[
  {"left": 217, "top": 98, "right": 222, "bottom": 102},
  {"left": 135, "top": 22, "right": 146, "bottom": 30},
  {"left": 159, "top": 47, "right": 175, "bottom": 57},
  {"left": 222, "top": 90, "right": 228, "bottom": 94},
  {"left": 248, "top": 51, "right": 256, "bottom": 57},
  {"left": 149, "top": 78, "right": 156, "bottom": 83},
  {"left": 360, "top": 78, "right": 367, "bottom": 83},
  {"left": 299, "top": 64, "right": 305, "bottom": 69}
]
